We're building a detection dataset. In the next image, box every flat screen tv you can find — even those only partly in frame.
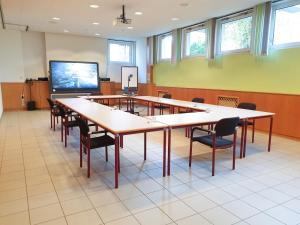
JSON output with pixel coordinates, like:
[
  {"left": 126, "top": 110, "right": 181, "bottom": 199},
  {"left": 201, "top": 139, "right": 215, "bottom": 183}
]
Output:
[{"left": 49, "top": 60, "right": 100, "bottom": 93}]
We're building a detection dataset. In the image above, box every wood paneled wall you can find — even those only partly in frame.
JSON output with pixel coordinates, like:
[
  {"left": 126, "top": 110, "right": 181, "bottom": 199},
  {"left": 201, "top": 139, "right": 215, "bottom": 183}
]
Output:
[
  {"left": 152, "top": 86, "right": 300, "bottom": 139},
  {"left": 1, "top": 81, "right": 299, "bottom": 139}
]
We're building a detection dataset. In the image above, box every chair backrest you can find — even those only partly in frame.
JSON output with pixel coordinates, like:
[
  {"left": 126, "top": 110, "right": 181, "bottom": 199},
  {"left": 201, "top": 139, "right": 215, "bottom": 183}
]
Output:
[
  {"left": 75, "top": 116, "right": 90, "bottom": 137},
  {"left": 215, "top": 117, "right": 240, "bottom": 137},
  {"left": 56, "top": 105, "right": 66, "bottom": 117},
  {"left": 238, "top": 102, "right": 256, "bottom": 110},
  {"left": 192, "top": 97, "right": 204, "bottom": 103},
  {"left": 162, "top": 93, "right": 172, "bottom": 99},
  {"left": 47, "top": 98, "right": 54, "bottom": 109}
]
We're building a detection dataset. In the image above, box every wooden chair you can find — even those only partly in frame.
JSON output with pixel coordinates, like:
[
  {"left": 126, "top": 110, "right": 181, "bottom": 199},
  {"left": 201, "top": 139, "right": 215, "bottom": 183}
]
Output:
[
  {"left": 189, "top": 117, "right": 239, "bottom": 176},
  {"left": 46, "top": 98, "right": 60, "bottom": 131}
]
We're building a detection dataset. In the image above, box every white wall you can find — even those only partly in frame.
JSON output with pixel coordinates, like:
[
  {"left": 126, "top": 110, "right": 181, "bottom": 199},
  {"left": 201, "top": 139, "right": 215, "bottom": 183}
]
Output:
[
  {"left": 22, "top": 32, "right": 47, "bottom": 79},
  {"left": 136, "top": 38, "right": 147, "bottom": 84},
  {"left": 0, "top": 29, "right": 147, "bottom": 83},
  {"left": 0, "top": 28, "right": 25, "bottom": 82},
  {"left": 45, "top": 33, "right": 107, "bottom": 77}
]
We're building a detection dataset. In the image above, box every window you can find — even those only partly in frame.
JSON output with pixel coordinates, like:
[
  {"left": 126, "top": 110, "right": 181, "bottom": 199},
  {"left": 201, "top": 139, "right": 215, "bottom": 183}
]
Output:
[
  {"left": 183, "top": 25, "right": 208, "bottom": 57},
  {"left": 108, "top": 40, "right": 135, "bottom": 63},
  {"left": 271, "top": 0, "right": 300, "bottom": 48},
  {"left": 158, "top": 33, "right": 172, "bottom": 61},
  {"left": 217, "top": 12, "right": 253, "bottom": 54}
]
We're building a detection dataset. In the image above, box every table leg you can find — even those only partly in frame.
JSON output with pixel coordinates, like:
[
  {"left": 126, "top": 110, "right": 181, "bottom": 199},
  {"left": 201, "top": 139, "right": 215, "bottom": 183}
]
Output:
[
  {"left": 163, "top": 129, "right": 166, "bottom": 177},
  {"left": 120, "top": 135, "right": 123, "bottom": 148},
  {"left": 243, "top": 121, "right": 248, "bottom": 158},
  {"left": 268, "top": 116, "right": 273, "bottom": 152},
  {"left": 114, "top": 135, "right": 119, "bottom": 188},
  {"left": 147, "top": 102, "right": 149, "bottom": 116},
  {"left": 119, "top": 99, "right": 121, "bottom": 109},
  {"left": 127, "top": 99, "right": 129, "bottom": 111},
  {"left": 108, "top": 99, "right": 110, "bottom": 106},
  {"left": 144, "top": 132, "right": 147, "bottom": 160},
  {"left": 151, "top": 103, "right": 154, "bottom": 116},
  {"left": 240, "top": 121, "right": 245, "bottom": 159},
  {"left": 168, "top": 128, "right": 171, "bottom": 176}
]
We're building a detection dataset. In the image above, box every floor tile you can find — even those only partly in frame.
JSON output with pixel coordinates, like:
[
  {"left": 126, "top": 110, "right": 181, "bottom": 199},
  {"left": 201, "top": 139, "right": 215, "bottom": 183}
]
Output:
[
  {"left": 134, "top": 207, "right": 172, "bottom": 225},
  {"left": 96, "top": 202, "right": 131, "bottom": 223},
  {"left": 176, "top": 214, "right": 211, "bottom": 225},
  {"left": 265, "top": 205, "right": 300, "bottom": 225},
  {"left": 159, "top": 200, "right": 195, "bottom": 221},
  {"left": 123, "top": 195, "right": 156, "bottom": 213},
  {"left": 0, "top": 211, "right": 30, "bottom": 225},
  {"left": 201, "top": 206, "right": 240, "bottom": 225},
  {"left": 66, "top": 209, "right": 103, "bottom": 225},
  {"left": 105, "top": 216, "right": 139, "bottom": 225},
  {"left": 222, "top": 200, "right": 259, "bottom": 219},
  {"left": 183, "top": 194, "right": 217, "bottom": 213},
  {"left": 241, "top": 193, "right": 277, "bottom": 211},
  {"left": 61, "top": 196, "right": 93, "bottom": 215},
  {"left": 30, "top": 203, "right": 64, "bottom": 225},
  {"left": 245, "top": 213, "right": 284, "bottom": 225},
  {"left": 0, "top": 198, "right": 28, "bottom": 216}
]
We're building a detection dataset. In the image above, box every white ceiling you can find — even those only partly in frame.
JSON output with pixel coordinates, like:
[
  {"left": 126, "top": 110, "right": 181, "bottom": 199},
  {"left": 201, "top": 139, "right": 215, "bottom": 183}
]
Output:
[{"left": 2, "top": 0, "right": 267, "bottom": 39}]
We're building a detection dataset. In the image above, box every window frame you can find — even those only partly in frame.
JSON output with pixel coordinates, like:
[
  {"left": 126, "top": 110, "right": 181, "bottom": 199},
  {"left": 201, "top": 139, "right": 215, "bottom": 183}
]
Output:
[
  {"left": 216, "top": 10, "right": 254, "bottom": 55},
  {"left": 270, "top": 0, "right": 300, "bottom": 50},
  {"left": 157, "top": 32, "right": 173, "bottom": 62},
  {"left": 108, "top": 39, "right": 135, "bottom": 64},
  {"left": 182, "top": 23, "right": 208, "bottom": 59}
]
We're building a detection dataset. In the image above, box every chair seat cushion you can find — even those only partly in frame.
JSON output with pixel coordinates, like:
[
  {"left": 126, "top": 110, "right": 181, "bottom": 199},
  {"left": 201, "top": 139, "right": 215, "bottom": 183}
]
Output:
[
  {"left": 192, "top": 135, "right": 233, "bottom": 148},
  {"left": 64, "top": 120, "right": 79, "bottom": 127},
  {"left": 90, "top": 135, "right": 115, "bottom": 149}
]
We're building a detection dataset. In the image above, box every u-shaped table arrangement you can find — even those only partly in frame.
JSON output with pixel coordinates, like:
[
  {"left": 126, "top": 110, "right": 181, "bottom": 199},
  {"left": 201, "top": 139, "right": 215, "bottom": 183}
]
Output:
[{"left": 56, "top": 95, "right": 274, "bottom": 188}]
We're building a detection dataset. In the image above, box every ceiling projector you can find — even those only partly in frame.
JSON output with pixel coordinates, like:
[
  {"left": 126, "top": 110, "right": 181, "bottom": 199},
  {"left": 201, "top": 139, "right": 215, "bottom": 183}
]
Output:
[{"left": 113, "top": 5, "right": 132, "bottom": 26}]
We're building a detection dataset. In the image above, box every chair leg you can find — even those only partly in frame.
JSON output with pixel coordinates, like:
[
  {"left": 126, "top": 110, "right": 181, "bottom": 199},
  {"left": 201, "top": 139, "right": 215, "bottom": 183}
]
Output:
[
  {"left": 233, "top": 132, "right": 237, "bottom": 170},
  {"left": 56, "top": 116, "right": 58, "bottom": 124},
  {"left": 87, "top": 147, "right": 90, "bottom": 178},
  {"left": 252, "top": 120, "right": 255, "bottom": 143},
  {"left": 54, "top": 116, "right": 56, "bottom": 131},
  {"left": 50, "top": 112, "right": 53, "bottom": 129},
  {"left": 65, "top": 126, "right": 67, "bottom": 147},
  {"left": 212, "top": 147, "right": 215, "bottom": 176},
  {"left": 105, "top": 146, "right": 108, "bottom": 162},
  {"left": 189, "top": 139, "right": 193, "bottom": 167},
  {"left": 61, "top": 118, "right": 63, "bottom": 142},
  {"left": 80, "top": 138, "right": 82, "bottom": 167}
]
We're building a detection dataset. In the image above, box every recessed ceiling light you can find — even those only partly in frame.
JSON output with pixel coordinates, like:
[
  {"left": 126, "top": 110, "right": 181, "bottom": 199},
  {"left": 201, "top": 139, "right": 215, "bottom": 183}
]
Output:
[
  {"left": 179, "top": 3, "right": 189, "bottom": 7},
  {"left": 127, "top": 26, "right": 134, "bottom": 29},
  {"left": 92, "top": 22, "right": 99, "bottom": 25},
  {"left": 64, "top": 29, "right": 69, "bottom": 33},
  {"left": 52, "top": 17, "right": 61, "bottom": 21},
  {"left": 95, "top": 33, "right": 101, "bottom": 36},
  {"left": 171, "top": 17, "right": 179, "bottom": 21},
  {"left": 134, "top": 12, "right": 143, "bottom": 15},
  {"left": 89, "top": 4, "right": 99, "bottom": 8}
]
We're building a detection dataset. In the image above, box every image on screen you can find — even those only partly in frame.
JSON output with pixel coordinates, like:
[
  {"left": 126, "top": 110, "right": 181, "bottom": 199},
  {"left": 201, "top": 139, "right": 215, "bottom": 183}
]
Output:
[{"left": 50, "top": 61, "right": 99, "bottom": 92}]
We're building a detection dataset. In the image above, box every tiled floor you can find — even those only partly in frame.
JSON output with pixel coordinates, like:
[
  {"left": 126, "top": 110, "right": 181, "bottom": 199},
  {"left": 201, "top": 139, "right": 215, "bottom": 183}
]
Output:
[{"left": 1, "top": 109, "right": 300, "bottom": 225}]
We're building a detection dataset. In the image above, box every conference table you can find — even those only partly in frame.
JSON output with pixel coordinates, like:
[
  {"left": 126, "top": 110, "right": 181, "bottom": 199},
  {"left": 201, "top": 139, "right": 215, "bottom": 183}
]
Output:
[
  {"left": 81, "top": 95, "right": 129, "bottom": 110},
  {"left": 56, "top": 98, "right": 168, "bottom": 188},
  {"left": 57, "top": 95, "right": 274, "bottom": 188},
  {"left": 147, "top": 108, "right": 274, "bottom": 175}
]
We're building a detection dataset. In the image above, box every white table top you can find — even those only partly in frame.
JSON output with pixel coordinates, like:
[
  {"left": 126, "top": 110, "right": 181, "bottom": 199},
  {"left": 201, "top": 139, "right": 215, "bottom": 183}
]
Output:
[
  {"left": 56, "top": 98, "right": 168, "bottom": 134},
  {"left": 81, "top": 95, "right": 128, "bottom": 100},
  {"left": 147, "top": 108, "right": 274, "bottom": 128}
]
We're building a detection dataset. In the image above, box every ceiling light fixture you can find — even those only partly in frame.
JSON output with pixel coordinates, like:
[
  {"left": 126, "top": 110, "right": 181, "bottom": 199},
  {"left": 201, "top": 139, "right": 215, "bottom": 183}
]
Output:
[
  {"left": 127, "top": 26, "right": 134, "bottom": 29},
  {"left": 171, "top": 17, "right": 179, "bottom": 21},
  {"left": 52, "top": 17, "right": 61, "bottom": 21},
  {"left": 90, "top": 4, "right": 99, "bottom": 8},
  {"left": 64, "top": 29, "right": 69, "bottom": 33},
  {"left": 92, "top": 22, "right": 99, "bottom": 25},
  {"left": 95, "top": 33, "right": 101, "bottom": 36},
  {"left": 134, "top": 12, "right": 143, "bottom": 15}
]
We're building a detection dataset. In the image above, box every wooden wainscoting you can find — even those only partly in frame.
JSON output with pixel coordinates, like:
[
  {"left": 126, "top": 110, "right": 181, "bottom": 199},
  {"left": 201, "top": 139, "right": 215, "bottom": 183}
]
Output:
[
  {"left": 152, "top": 86, "right": 300, "bottom": 139},
  {"left": 1, "top": 81, "right": 50, "bottom": 110}
]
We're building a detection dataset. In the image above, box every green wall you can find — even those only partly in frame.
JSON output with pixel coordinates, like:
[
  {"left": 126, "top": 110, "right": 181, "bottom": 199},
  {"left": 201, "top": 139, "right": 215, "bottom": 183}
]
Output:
[{"left": 154, "top": 48, "right": 300, "bottom": 95}]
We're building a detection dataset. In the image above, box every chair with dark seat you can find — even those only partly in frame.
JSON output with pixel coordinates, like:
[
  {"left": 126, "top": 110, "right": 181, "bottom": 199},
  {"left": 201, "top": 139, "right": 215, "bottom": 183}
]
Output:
[
  {"left": 189, "top": 117, "right": 239, "bottom": 176},
  {"left": 179, "top": 97, "right": 205, "bottom": 113},
  {"left": 237, "top": 102, "right": 256, "bottom": 143},
  {"left": 154, "top": 93, "right": 172, "bottom": 115},
  {"left": 47, "top": 98, "right": 60, "bottom": 131},
  {"left": 56, "top": 105, "right": 80, "bottom": 147},
  {"left": 75, "top": 116, "right": 115, "bottom": 177}
]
